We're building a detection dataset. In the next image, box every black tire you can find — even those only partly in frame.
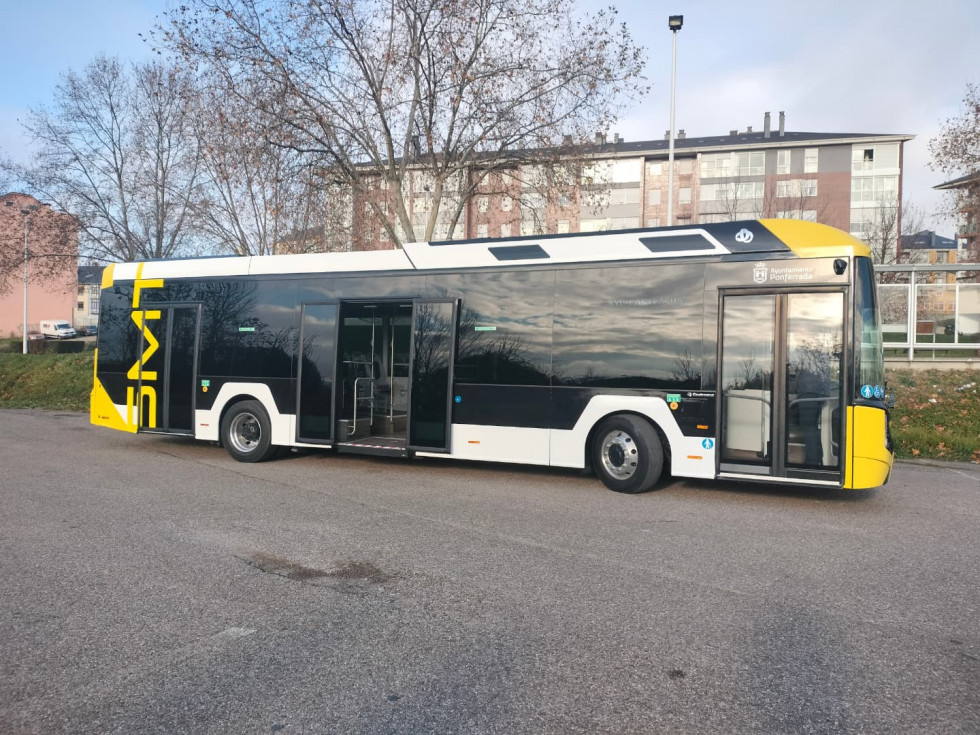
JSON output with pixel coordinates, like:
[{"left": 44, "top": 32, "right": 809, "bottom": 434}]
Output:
[
  {"left": 220, "top": 400, "right": 278, "bottom": 463},
  {"left": 591, "top": 414, "right": 664, "bottom": 494}
]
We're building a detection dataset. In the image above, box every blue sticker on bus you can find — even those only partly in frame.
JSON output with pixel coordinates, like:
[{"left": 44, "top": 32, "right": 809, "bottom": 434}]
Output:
[
  {"left": 861, "top": 385, "right": 874, "bottom": 399},
  {"left": 874, "top": 385, "right": 884, "bottom": 399},
  {"left": 454, "top": 395, "right": 462, "bottom": 403},
  {"left": 702, "top": 438, "right": 714, "bottom": 449}
]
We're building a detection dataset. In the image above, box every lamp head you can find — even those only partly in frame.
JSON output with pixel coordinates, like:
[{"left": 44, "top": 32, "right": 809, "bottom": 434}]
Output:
[{"left": 668, "top": 15, "right": 683, "bottom": 31}]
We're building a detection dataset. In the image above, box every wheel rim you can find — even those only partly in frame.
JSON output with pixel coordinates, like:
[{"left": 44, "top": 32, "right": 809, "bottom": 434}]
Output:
[
  {"left": 228, "top": 412, "right": 261, "bottom": 454},
  {"left": 600, "top": 429, "right": 639, "bottom": 480}
]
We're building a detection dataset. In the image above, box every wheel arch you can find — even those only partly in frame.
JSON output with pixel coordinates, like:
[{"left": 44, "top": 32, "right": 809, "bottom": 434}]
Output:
[{"left": 198, "top": 382, "right": 290, "bottom": 446}]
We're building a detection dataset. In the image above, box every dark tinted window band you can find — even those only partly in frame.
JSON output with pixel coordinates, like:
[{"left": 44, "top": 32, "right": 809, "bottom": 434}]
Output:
[
  {"left": 639, "top": 234, "right": 714, "bottom": 253},
  {"left": 488, "top": 244, "right": 549, "bottom": 261}
]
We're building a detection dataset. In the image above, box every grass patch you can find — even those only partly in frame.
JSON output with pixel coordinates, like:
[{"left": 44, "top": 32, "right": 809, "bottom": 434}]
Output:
[
  {"left": 1, "top": 353, "right": 977, "bottom": 462},
  {"left": 887, "top": 369, "right": 980, "bottom": 463},
  {"left": 0, "top": 352, "right": 94, "bottom": 411}
]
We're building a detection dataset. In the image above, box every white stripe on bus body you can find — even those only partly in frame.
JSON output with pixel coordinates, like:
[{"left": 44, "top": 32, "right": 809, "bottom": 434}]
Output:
[{"left": 110, "top": 229, "right": 731, "bottom": 283}]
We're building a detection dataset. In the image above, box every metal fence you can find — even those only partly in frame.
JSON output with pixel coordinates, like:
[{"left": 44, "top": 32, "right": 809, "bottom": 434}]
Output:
[{"left": 875, "top": 264, "right": 980, "bottom": 362}]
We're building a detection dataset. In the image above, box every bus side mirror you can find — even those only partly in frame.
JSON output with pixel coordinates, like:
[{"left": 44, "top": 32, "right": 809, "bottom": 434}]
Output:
[{"left": 833, "top": 258, "right": 847, "bottom": 275}]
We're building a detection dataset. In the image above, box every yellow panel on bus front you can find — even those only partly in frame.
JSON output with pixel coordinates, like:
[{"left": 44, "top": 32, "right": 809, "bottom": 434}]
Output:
[{"left": 845, "top": 405, "right": 893, "bottom": 489}]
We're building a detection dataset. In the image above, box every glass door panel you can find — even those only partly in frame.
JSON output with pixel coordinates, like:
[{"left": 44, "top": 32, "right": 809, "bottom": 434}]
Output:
[
  {"left": 720, "top": 295, "right": 776, "bottom": 467},
  {"left": 785, "top": 293, "right": 844, "bottom": 469},
  {"left": 298, "top": 303, "right": 338, "bottom": 442},
  {"left": 165, "top": 306, "right": 199, "bottom": 432},
  {"left": 408, "top": 300, "right": 457, "bottom": 451}
]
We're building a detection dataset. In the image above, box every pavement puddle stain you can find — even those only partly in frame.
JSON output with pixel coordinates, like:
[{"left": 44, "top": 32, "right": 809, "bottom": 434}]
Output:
[{"left": 242, "top": 552, "right": 394, "bottom": 586}]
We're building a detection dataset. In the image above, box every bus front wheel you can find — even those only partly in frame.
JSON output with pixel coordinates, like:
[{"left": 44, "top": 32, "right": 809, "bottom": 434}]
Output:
[
  {"left": 591, "top": 415, "right": 664, "bottom": 494},
  {"left": 221, "top": 400, "right": 278, "bottom": 463}
]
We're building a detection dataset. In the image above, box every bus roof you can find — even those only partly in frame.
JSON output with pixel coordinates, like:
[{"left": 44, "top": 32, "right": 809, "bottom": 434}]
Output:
[{"left": 106, "top": 219, "right": 870, "bottom": 283}]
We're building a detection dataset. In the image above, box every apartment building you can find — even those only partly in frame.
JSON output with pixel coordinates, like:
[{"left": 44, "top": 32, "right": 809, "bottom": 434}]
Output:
[
  {"left": 934, "top": 171, "right": 979, "bottom": 261},
  {"left": 347, "top": 113, "right": 912, "bottom": 252}
]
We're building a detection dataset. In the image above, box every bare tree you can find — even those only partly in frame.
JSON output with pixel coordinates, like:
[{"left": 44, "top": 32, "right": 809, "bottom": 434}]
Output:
[
  {"left": 189, "top": 73, "right": 330, "bottom": 255},
  {"left": 162, "top": 0, "right": 647, "bottom": 245},
  {"left": 0, "top": 193, "right": 77, "bottom": 298},
  {"left": 11, "top": 56, "right": 201, "bottom": 263},
  {"left": 862, "top": 199, "right": 927, "bottom": 282},
  {"left": 930, "top": 83, "right": 980, "bottom": 262}
]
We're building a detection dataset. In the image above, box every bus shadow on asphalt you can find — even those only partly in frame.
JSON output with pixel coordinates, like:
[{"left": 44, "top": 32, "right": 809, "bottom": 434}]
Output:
[{"left": 142, "top": 434, "right": 880, "bottom": 502}]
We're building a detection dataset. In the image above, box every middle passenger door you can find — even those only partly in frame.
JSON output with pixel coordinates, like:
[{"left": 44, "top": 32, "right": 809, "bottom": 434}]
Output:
[{"left": 407, "top": 299, "right": 458, "bottom": 452}]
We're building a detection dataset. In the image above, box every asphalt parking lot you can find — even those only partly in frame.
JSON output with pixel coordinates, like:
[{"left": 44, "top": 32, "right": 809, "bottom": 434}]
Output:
[{"left": 1, "top": 409, "right": 978, "bottom": 734}]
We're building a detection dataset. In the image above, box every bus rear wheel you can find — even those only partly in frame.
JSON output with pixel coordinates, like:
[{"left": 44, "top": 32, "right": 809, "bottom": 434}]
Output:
[
  {"left": 591, "top": 415, "right": 664, "bottom": 494},
  {"left": 221, "top": 400, "right": 278, "bottom": 463}
]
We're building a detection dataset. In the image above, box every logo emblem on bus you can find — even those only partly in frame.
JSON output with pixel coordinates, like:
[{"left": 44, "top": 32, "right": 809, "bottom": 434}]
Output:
[
  {"left": 702, "top": 438, "right": 714, "bottom": 449},
  {"left": 753, "top": 262, "right": 768, "bottom": 284},
  {"left": 735, "top": 228, "right": 754, "bottom": 244}
]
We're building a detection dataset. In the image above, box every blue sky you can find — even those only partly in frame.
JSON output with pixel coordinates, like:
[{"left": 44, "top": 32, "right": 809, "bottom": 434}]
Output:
[{"left": 1, "top": 0, "right": 978, "bottom": 231}]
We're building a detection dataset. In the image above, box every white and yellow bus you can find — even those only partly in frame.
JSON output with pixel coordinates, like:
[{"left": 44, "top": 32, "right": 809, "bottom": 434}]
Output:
[{"left": 91, "top": 219, "right": 892, "bottom": 493}]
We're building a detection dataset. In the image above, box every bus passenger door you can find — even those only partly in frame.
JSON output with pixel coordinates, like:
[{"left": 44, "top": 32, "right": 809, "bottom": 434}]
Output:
[
  {"left": 719, "top": 291, "right": 844, "bottom": 483},
  {"left": 719, "top": 295, "right": 776, "bottom": 473},
  {"left": 138, "top": 304, "right": 200, "bottom": 433},
  {"left": 297, "top": 303, "right": 338, "bottom": 443},
  {"left": 407, "top": 300, "right": 458, "bottom": 452}
]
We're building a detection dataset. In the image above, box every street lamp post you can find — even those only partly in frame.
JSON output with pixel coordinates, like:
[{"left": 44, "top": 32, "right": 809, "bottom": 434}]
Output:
[
  {"left": 5, "top": 201, "right": 39, "bottom": 354},
  {"left": 666, "top": 14, "right": 683, "bottom": 227}
]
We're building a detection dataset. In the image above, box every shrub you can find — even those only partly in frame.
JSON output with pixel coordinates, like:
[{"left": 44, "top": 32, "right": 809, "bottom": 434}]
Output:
[{"left": 26, "top": 339, "right": 86, "bottom": 355}]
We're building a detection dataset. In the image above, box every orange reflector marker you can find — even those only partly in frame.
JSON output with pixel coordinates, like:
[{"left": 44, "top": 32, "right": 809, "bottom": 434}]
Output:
[
  {"left": 468, "top": 440, "right": 480, "bottom": 444},
  {"left": 697, "top": 424, "right": 708, "bottom": 430},
  {"left": 687, "top": 455, "right": 703, "bottom": 460}
]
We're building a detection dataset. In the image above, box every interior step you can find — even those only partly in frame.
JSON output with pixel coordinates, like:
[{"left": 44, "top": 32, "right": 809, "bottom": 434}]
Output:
[{"left": 336, "top": 441, "right": 410, "bottom": 458}]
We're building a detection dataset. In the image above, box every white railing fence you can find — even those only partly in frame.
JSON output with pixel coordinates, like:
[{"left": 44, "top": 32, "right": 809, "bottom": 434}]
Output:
[{"left": 875, "top": 264, "right": 980, "bottom": 362}]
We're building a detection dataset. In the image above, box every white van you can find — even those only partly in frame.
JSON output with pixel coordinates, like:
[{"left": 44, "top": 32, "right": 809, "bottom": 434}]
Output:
[{"left": 39, "top": 320, "right": 77, "bottom": 339}]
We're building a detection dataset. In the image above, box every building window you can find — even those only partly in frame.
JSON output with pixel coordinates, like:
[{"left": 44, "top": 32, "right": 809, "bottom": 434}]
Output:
[
  {"left": 501, "top": 195, "right": 512, "bottom": 212},
  {"left": 89, "top": 295, "right": 100, "bottom": 314},
  {"left": 77, "top": 285, "right": 86, "bottom": 296},
  {"left": 853, "top": 147, "right": 875, "bottom": 172},
  {"left": 556, "top": 219, "right": 570, "bottom": 233},
  {"left": 77, "top": 301, "right": 85, "bottom": 310},
  {"left": 609, "top": 217, "right": 640, "bottom": 230},
  {"left": 777, "top": 179, "right": 817, "bottom": 198},
  {"left": 558, "top": 192, "right": 571, "bottom": 208},
  {"left": 379, "top": 227, "right": 389, "bottom": 242},
  {"left": 648, "top": 189, "right": 662, "bottom": 206},
  {"left": 580, "top": 219, "right": 609, "bottom": 233},
  {"left": 734, "top": 151, "right": 765, "bottom": 177},
  {"left": 777, "top": 210, "right": 818, "bottom": 222},
  {"left": 477, "top": 196, "right": 489, "bottom": 213},
  {"left": 777, "top": 150, "right": 791, "bottom": 175},
  {"left": 804, "top": 148, "right": 818, "bottom": 173},
  {"left": 647, "top": 217, "right": 661, "bottom": 227},
  {"left": 700, "top": 153, "right": 732, "bottom": 179},
  {"left": 609, "top": 187, "right": 640, "bottom": 206},
  {"left": 934, "top": 251, "right": 947, "bottom": 264},
  {"left": 678, "top": 187, "right": 692, "bottom": 204},
  {"left": 676, "top": 159, "right": 693, "bottom": 175},
  {"left": 611, "top": 159, "right": 641, "bottom": 183},
  {"left": 476, "top": 223, "right": 488, "bottom": 239},
  {"left": 499, "top": 222, "right": 512, "bottom": 238},
  {"left": 647, "top": 162, "right": 663, "bottom": 176}
]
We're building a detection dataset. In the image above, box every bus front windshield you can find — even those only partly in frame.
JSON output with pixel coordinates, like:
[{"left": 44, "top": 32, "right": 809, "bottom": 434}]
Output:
[{"left": 854, "top": 257, "right": 885, "bottom": 401}]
